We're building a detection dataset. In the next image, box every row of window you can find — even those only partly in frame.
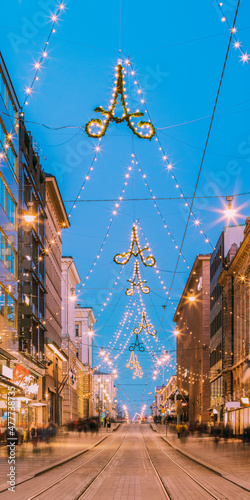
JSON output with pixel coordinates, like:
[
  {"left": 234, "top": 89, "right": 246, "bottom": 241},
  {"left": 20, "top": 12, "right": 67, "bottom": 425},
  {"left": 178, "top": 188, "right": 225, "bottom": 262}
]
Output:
[
  {"left": 0, "top": 120, "right": 18, "bottom": 176},
  {"left": 210, "top": 283, "right": 223, "bottom": 310},
  {"left": 0, "top": 283, "right": 16, "bottom": 327},
  {"left": 0, "top": 230, "right": 16, "bottom": 276},
  {"left": 210, "top": 310, "right": 223, "bottom": 338},
  {"left": 210, "top": 246, "right": 222, "bottom": 281},
  {"left": 0, "top": 174, "right": 16, "bottom": 227},
  {"left": 0, "top": 69, "right": 18, "bottom": 129},
  {"left": 210, "top": 343, "right": 222, "bottom": 367}
]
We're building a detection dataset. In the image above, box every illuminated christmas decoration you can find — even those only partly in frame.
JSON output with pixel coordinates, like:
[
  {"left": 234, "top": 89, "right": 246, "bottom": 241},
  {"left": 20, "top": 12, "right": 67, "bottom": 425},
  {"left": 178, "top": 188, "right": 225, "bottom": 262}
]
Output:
[
  {"left": 133, "top": 310, "right": 157, "bottom": 337},
  {"left": 129, "top": 332, "right": 145, "bottom": 352},
  {"left": 126, "top": 260, "right": 150, "bottom": 296},
  {"left": 85, "top": 62, "right": 155, "bottom": 139},
  {"left": 126, "top": 351, "right": 143, "bottom": 378},
  {"left": 114, "top": 224, "right": 155, "bottom": 267},
  {"left": 126, "top": 351, "right": 138, "bottom": 370}
]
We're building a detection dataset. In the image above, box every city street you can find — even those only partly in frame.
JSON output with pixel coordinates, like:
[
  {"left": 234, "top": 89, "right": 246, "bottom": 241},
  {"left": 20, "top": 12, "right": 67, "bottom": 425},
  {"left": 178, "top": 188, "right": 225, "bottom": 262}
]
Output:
[
  {"left": 0, "top": 1, "right": 250, "bottom": 498},
  {"left": 0, "top": 425, "right": 250, "bottom": 499}
]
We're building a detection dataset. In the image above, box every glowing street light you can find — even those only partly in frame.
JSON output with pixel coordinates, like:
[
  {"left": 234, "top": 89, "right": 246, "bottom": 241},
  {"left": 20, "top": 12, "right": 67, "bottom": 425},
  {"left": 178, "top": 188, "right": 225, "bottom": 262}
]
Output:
[{"left": 224, "top": 196, "right": 237, "bottom": 219}]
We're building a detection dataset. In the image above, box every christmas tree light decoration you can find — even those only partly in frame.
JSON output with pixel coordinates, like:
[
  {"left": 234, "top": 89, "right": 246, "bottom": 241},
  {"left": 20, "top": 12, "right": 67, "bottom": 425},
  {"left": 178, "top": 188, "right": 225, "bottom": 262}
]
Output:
[
  {"left": 133, "top": 310, "right": 157, "bottom": 337},
  {"left": 85, "top": 62, "right": 155, "bottom": 139},
  {"left": 126, "top": 260, "right": 150, "bottom": 296},
  {"left": 129, "top": 332, "right": 145, "bottom": 352},
  {"left": 114, "top": 224, "right": 155, "bottom": 267}
]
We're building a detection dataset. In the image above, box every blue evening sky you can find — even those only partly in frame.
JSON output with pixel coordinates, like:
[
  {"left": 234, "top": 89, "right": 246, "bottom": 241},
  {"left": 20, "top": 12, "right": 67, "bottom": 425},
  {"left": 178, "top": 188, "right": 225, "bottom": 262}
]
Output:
[{"left": 1, "top": 0, "right": 250, "bottom": 415}]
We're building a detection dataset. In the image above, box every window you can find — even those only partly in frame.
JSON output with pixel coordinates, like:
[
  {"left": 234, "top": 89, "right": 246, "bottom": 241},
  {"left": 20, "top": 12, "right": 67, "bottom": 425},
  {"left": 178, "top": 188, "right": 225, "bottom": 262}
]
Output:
[
  {"left": 75, "top": 324, "right": 79, "bottom": 337},
  {"left": 7, "top": 294, "right": 15, "bottom": 325},
  {"left": 0, "top": 231, "right": 16, "bottom": 277},
  {"left": 0, "top": 71, "right": 5, "bottom": 102},
  {"left": 0, "top": 283, "right": 16, "bottom": 327},
  {"left": 0, "top": 177, "right": 5, "bottom": 209},
  {"left": 7, "top": 192, "right": 16, "bottom": 227},
  {"left": 7, "top": 145, "right": 17, "bottom": 175}
]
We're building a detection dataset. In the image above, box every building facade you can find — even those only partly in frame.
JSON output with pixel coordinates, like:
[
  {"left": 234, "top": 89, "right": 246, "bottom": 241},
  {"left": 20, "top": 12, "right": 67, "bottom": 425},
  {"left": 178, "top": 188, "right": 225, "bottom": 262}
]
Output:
[
  {"left": 44, "top": 174, "right": 69, "bottom": 424},
  {"left": 218, "top": 218, "right": 250, "bottom": 434},
  {"left": 75, "top": 305, "right": 96, "bottom": 418},
  {"left": 174, "top": 254, "right": 211, "bottom": 424},
  {"left": 210, "top": 225, "right": 244, "bottom": 422},
  {"left": 93, "top": 371, "right": 117, "bottom": 420}
]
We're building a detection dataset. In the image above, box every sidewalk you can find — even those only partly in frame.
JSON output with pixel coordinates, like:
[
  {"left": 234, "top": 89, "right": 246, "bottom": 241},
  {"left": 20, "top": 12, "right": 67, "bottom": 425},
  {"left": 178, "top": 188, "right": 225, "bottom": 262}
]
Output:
[
  {"left": 0, "top": 424, "right": 119, "bottom": 492},
  {"left": 151, "top": 424, "right": 250, "bottom": 491}
]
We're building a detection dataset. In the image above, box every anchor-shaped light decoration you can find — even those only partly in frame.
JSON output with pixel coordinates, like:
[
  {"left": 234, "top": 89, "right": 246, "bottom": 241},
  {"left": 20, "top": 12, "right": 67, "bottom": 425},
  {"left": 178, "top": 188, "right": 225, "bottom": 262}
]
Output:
[
  {"left": 133, "top": 310, "right": 157, "bottom": 337},
  {"left": 129, "top": 332, "right": 145, "bottom": 352},
  {"left": 85, "top": 61, "right": 155, "bottom": 140},
  {"left": 126, "top": 351, "right": 144, "bottom": 378},
  {"left": 133, "top": 364, "right": 143, "bottom": 379},
  {"left": 114, "top": 224, "right": 155, "bottom": 267},
  {"left": 126, "top": 260, "right": 150, "bottom": 296},
  {"left": 126, "top": 351, "right": 138, "bottom": 370}
]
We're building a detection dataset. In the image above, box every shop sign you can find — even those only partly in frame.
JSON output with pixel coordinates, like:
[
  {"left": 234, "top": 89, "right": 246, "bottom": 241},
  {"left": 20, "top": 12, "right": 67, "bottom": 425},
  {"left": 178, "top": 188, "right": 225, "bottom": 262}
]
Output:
[
  {"left": 13, "top": 364, "right": 39, "bottom": 395},
  {"left": 0, "top": 364, "right": 13, "bottom": 379},
  {"left": 225, "top": 401, "right": 240, "bottom": 409}
]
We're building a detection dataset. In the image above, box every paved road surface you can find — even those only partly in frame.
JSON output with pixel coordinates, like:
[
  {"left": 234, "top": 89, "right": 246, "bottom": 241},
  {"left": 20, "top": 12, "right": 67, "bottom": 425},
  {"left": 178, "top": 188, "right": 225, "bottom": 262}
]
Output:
[{"left": 0, "top": 424, "right": 249, "bottom": 500}]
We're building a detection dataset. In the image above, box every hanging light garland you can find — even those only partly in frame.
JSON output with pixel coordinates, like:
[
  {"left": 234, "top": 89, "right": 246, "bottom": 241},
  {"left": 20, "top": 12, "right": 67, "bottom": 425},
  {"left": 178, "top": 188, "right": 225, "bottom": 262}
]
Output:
[
  {"left": 126, "top": 351, "right": 144, "bottom": 378},
  {"left": 114, "top": 223, "right": 155, "bottom": 267},
  {"left": 124, "top": 59, "right": 214, "bottom": 251},
  {"left": 216, "top": 1, "right": 249, "bottom": 64},
  {"left": 133, "top": 310, "right": 157, "bottom": 337},
  {"left": 134, "top": 155, "right": 190, "bottom": 270},
  {"left": 85, "top": 60, "right": 155, "bottom": 139},
  {"left": 126, "top": 259, "right": 150, "bottom": 296},
  {"left": 23, "top": 3, "right": 66, "bottom": 107},
  {"left": 77, "top": 159, "right": 134, "bottom": 294}
]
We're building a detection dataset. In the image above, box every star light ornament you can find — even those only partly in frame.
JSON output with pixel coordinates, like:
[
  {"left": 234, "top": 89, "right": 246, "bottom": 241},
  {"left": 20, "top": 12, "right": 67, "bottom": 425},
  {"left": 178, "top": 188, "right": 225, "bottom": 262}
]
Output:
[
  {"left": 114, "top": 224, "right": 155, "bottom": 267},
  {"left": 126, "top": 260, "right": 150, "bottom": 296},
  {"left": 133, "top": 310, "right": 157, "bottom": 337},
  {"left": 85, "top": 61, "right": 155, "bottom": 139}
]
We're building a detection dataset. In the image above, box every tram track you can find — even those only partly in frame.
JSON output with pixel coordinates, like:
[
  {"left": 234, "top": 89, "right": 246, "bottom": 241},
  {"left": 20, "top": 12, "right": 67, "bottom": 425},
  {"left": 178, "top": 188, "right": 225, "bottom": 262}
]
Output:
[
  {"left": 142, "top": 426, "right": 250, "bottom": 500},
  {"left": 25, "top": 426, "right": 127, "bottom": 500}
]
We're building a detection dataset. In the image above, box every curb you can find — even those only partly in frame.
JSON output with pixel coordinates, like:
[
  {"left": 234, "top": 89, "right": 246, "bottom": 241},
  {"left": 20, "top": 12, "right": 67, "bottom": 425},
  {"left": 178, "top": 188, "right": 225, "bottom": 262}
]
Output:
[
  {"left": 161, "top": 435, "right": 250, "bottom": 493},
  {"left": 0, "top": 433, "right": 110, "bottom": 493}
]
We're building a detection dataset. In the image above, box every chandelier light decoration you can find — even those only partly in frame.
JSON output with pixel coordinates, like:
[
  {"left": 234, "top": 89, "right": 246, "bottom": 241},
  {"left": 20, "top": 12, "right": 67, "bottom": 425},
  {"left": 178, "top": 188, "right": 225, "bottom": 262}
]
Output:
[
  {"left": 85, "top": 61, "right": 155, "bottom": 139},
  {"left": 114, "top": 224, "right": 155, "bottom": 267},
  {"left": 126, "top": 260, "right": 150, "bottom": 296},
  {"left": 133, "top": 310, "right": 157, "bottom": 337}
]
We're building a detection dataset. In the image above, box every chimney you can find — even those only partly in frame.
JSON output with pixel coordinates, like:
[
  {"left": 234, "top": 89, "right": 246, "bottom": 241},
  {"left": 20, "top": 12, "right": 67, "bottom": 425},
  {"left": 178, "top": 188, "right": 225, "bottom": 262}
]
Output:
[{"left": 244, "top": 217, "right": 250, "bottom": 237}]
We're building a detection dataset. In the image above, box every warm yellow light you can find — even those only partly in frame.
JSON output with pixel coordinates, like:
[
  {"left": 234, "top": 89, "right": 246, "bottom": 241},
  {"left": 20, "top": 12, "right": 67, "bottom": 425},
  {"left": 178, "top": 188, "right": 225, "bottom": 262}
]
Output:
[
  {"left": 188, "top": 295, "right": 196, "bottom": 303},
  {"left": 23, "top": 213, "right": 35, "bottom": 223}
]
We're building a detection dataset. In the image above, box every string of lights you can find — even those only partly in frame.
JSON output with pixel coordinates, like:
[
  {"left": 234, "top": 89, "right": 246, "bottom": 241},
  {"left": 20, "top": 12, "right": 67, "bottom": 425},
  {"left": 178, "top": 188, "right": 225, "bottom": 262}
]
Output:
[
  {"left": 23, "top": 3, "right": 66, "bottom": 108},
  {"left": 77, "top": 159, "right": 134, "bottom": 293},
  {"left": 125, "top": 58, "right": 214, "bottom": 251},
  {"left": 216, "top": 1, "right": 249, "bottom": 64},
  {"left": 134, "top": 156, "right": 190, "bottom": 270}
]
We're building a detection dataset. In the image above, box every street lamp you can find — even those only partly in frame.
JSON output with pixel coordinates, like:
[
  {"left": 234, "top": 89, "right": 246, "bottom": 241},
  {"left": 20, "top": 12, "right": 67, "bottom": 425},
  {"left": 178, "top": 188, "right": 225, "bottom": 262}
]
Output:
[{"left": 224, "top": 196, "right": 237, "bottom": 219}]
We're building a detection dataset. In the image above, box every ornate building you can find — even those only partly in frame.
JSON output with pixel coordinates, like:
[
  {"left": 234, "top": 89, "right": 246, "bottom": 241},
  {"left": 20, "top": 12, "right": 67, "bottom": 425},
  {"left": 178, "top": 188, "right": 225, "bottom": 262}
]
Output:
[
  {"left": 218, "top": 218, "right": 250, "bottom": 434},
  {"left": 174, "top": 254, "right": 211, "bottom": 424}
]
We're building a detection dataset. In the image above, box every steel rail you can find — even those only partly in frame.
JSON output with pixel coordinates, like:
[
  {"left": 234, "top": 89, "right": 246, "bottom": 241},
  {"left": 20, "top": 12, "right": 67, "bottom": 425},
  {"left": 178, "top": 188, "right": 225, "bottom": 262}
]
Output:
[
  {"left": 76, "top": 428, "right": 128, "bottom": 499},
  {"left": 144, "top": 427, "right": 225, "bottom": 500},
  {"left": 27, "top": 428, "right": 125, "bottom": 500},
  {"left": 141, "top": 428, "right": 172, "bottom": 499}
]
